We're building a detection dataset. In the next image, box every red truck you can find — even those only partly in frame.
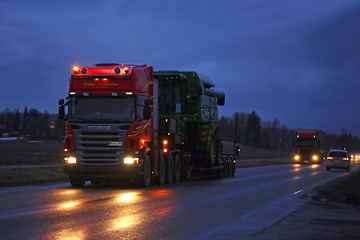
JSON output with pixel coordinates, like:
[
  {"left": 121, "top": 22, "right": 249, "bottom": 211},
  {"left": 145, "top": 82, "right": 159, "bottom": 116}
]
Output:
[
  {"left": 58, "top": 63, "right": 237, "bottom": 187},
  {"left": 293, "top": 129, "right": 323, "bottom": 164}
]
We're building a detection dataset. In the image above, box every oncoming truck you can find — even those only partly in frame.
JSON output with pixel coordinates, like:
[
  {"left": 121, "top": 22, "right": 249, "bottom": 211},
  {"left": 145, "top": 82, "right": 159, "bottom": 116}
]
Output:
[
  {"left": 293, "top": 129, "right": 323, "bottom": 164},
  {"left": 58, "top": 63, "right": 237, "bottom": 187}
]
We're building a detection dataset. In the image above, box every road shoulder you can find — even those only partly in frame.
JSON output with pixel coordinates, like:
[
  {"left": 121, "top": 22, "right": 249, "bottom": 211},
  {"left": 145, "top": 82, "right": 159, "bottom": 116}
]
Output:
[{"left": 249, "top": 170, "right": 360, "bottom": 240}]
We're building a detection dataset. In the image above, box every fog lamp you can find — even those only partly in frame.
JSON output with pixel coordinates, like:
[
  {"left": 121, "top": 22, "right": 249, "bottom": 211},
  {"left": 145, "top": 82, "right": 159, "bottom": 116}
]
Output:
[
  {"left": 124, "top": 157, "right": 139, "bottom": 164},
  {"left": 65, "top": 156, "right": 77, "bottom": 164}
]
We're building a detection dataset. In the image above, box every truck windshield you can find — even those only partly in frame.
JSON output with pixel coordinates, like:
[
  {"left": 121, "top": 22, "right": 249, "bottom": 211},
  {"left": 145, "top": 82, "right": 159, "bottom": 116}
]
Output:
[
  {"left": 295, "top": 139, "right": 318, "bottom": 146},
  {"left": 68, "top": 97, "right": 135, "bottom": 123}
]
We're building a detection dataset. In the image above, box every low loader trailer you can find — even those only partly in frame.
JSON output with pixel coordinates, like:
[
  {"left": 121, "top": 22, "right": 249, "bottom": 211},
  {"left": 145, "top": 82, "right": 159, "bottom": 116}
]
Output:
[{"left": 59, "top": 63, "right": 237, "bottom": 187}]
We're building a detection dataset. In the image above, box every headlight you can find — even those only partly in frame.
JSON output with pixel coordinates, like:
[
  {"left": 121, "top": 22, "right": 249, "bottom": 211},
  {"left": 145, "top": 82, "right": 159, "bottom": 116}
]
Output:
[
  {"left": 312, "top": 155, "right": 318, "bottom": 160},
  {"left": 124, "top": 157, "right": 139, "bottom": 164},
  {"left": 294, "top": 155, "right": 300, "bottom": 160},
  {"left": 65, "top": 156, "right": 77, "bottom": 164}
]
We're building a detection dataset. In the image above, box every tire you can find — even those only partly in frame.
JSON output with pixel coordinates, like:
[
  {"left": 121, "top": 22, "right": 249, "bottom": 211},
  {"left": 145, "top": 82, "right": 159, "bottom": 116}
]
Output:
[
  {"left": 173, "top": 154, "right": 181, "bottom": 183},
  {"left": 209, "top": 137, "right": 216, "bottom": 167},
  {"left": 230, "top": 159, "right": 236, "bottom": 177},
  {"left": 158, "top": 154, "right": 166, "bottom": 185},
  {"left": 223, "top": 158, "right": 229, "bottom": 177},
  {"left": 90, "top": 179, "right": 102, "bottom": 185},
  {"left": 166, "top": 154, "right": 174, "bottom": 184},
  {"left": 69, "top": 175, "right": 85, "bottom": 188},
  {"left": 139, "top": 154, "right": 151, "bottom": 187}
]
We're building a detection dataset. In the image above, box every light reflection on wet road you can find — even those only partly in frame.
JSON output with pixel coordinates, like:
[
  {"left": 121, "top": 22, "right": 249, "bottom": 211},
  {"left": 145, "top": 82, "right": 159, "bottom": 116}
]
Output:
[{"left": 0, "top": 162, "right": 359, "bottom": 240}]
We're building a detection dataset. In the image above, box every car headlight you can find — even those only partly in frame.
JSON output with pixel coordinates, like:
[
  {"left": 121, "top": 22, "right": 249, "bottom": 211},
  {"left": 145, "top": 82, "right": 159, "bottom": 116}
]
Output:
[
  {"left": 124, "top": 157, "right": 139, "bottom": 164},
  {"left": 65, "top": 156, "right": 77, "bottom": 164}
]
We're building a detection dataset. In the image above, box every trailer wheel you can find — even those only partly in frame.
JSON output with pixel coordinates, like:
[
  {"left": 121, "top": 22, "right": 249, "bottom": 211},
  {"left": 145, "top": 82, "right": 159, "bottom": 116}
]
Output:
[
  {"left": 166, "top": 154, "right": 174, "bottom": 184},
  {"left": 226, "top": 159, "right": 231, "bottom": 177},
  {"left": 230, "top": 159, "right": 236, "bottom": 177},
  {"left": 139, "top": 154, "right": 151, "bottom": 187},
  {"left": 158, "top": 154, "right": 166, "bottom": 185},
  {"left": 90, "top": 179, "right": 102, "bottom": 185},
  {"left": 223, "top": 158, "right": 229, "bottom": 177},
  {"left": 69, "top": 175, "right": 85, "bottom": 188},
  {"left": 173, "top": 154, "right": 181, "bottom": 183}
]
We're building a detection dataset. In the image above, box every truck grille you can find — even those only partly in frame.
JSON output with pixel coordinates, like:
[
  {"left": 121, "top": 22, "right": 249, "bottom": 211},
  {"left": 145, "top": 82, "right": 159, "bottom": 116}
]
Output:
[{"left": 71, "top": 123, "right": 128, "bottom": 166}]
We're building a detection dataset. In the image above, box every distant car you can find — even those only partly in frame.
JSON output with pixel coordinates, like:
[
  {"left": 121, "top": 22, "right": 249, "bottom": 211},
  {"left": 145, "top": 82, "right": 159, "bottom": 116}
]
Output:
[{"left": 325, "top": 149, "right": 350, "bottom": 172}]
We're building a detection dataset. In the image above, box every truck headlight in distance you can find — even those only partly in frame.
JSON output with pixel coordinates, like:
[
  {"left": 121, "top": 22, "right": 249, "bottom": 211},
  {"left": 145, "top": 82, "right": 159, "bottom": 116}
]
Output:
[
  {"left": 65, "top": 156, "right": 77, "bottom": 164},
  {"left": 294, "top": 155, "right": 300, "bottom": 160},
  {"left": 312, "top": 155, "right": 318, "bottom": 161},
  {"left": 124, "top": 157, "right": 139, "bottom": 164}
]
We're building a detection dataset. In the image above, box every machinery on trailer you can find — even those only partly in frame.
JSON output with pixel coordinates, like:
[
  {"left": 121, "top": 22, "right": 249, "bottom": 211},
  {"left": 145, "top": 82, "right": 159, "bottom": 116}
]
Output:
[{"left": 58, "top": 64, "right": 237, "bottom": 187}]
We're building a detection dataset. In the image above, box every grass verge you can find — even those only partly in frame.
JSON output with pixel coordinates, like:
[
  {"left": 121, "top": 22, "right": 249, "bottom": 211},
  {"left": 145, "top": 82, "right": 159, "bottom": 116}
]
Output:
[
  {"left": 0, "top": 167, "right": 67, "bottom": 186},
  {"left": 236, "top": 157, "right": 291, "bottom": 168}
]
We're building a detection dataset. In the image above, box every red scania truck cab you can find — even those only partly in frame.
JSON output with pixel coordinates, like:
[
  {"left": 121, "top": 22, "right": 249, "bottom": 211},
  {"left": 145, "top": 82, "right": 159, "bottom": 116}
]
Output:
[{"left": 58, "top": 63, "right": 154, "bottom": 187}]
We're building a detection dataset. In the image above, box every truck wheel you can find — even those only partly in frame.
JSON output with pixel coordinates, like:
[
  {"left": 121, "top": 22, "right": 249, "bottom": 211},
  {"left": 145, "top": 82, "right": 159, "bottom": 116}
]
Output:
[
  {"left": 166, "top": 154, "right": 174, "bottom": 184},
  {"left": 230, "top": 159, "right": 236, "bottom": 177},
  {"left": 209, "top": 137, "right": 215, "bottom": 167},
  {"left": 90, "top": 179, "right": 102, "bottom": 185},
  {"left": 223, "top": 158, "right": 229, "bottom": 177},
  {"left": 173, "top": 154, "right": 181, "bottom": 183},
  {"left": 69, "top": 175, "right": 85, "bottom": 188},
  {"left": 140, "top": 154, "right": 152, "bottom": 187},
  {"left": 158, "top": 154, "right": 166, "bottom": 185},
  {"left": 226, "top": 159, "right": 231, "bottom": 177}
]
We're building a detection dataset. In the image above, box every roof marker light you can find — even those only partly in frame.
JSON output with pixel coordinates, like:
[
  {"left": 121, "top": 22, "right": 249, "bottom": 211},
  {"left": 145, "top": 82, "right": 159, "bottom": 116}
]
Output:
[{"left": 73, "top": 65, "right": 80, "bottom": 73}]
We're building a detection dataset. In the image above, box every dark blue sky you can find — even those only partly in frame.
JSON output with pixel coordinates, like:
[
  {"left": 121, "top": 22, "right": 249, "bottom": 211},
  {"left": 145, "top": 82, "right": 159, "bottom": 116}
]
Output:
[{"left": 1, "top": 0, "right": 360, "bottom": 135}]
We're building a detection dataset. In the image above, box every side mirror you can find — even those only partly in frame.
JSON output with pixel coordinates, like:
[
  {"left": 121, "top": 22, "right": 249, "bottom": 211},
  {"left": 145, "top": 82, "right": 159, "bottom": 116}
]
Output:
[
  {"left": 143, "top": 105, "right": 151, "bottom": 120},
  {"left": 235, "top": 146, "right": 240, "bottom": 156},
  {"left": 58, "top": 105, "right": 65, "bottom": 120},
  {"left": 58, "top": 98, "right": 65, "bottom": 120},
  {"left": 145, "top": 99, "right": 153, "bottom": 106}
]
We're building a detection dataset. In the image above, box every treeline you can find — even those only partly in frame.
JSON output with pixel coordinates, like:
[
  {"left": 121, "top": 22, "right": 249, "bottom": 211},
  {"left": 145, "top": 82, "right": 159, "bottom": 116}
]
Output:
[
  {"left": 218, "top": 111, "right": 360, "bottom": 153},
  {"left": 1, "top": 108, "right": 359, "bottom": 153},
  {"left": 0, "top": 107, "right": 64, "bottom": 139}
]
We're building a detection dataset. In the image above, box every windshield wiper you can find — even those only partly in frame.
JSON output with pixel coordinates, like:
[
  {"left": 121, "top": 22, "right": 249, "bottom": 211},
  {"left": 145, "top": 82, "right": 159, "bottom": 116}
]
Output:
[{"left": 68, "top": 118, "right": 90, "bottom": 123}]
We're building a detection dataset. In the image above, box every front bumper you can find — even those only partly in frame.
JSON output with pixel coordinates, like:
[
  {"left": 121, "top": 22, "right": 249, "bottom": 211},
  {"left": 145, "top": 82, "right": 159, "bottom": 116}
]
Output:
[{"left": 64, "top": 164, "right": 142, "bottom": 179}]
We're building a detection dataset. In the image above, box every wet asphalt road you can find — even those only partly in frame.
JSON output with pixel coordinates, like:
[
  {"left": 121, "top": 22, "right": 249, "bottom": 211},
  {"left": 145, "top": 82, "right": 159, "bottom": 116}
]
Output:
[{"left": 0, "top": 162, "right": 359, "bottom": 240}]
